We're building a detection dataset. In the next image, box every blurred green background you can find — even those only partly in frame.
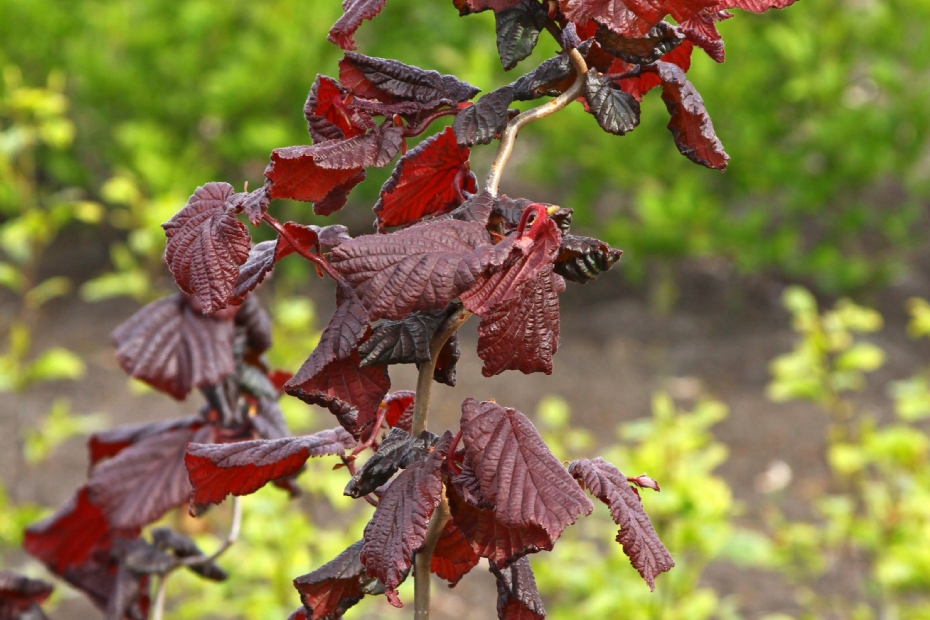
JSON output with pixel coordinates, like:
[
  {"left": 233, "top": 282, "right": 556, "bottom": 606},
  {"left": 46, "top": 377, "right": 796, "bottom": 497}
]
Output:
[{"left": 3, "top": 0, "right": 930, "bottom": 619}]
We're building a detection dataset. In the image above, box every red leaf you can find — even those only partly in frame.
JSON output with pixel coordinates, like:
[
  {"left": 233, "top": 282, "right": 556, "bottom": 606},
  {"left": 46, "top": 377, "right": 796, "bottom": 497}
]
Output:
[
  {"left": 185, "top": 428, "right": 356, "bottom": 507},
  {"left": 294, "top": 540, "right": 385, "bottom": 620},
  {"left": 451, "top": 188, "right": 496, "bottom": 224},
  {"left": 430, "top": 522, "right": 480, "bottom": 586},
  {"left": 265, "top": 147, "right": 364, "bottom": 203},
  {"left": 87, "top": 424, "right": 213, "bottom": 529},
  {"left": 0, "top": 571, "right": 54, "bottom": 615},
  {"left": 111, "top": 295, "right": 236, "bottom": 400},
  {"left": 568, "top": 458, "right": 674, "bottom": 589},
  {"left": 717, "top": 0, "right": 796, "bottom": 11},
  {"left": 360, "top": 440, "right": 446, "bottom": 603},
  {"left": 328, "top": 0, "right": 388, "bottom": 50},
  {"left": 657, "top": 60, "right": 729, "bottom": 170},
  {"left": 476, "top": 270, "right": 564, "bottom": 377},
  {"left": 339, "top": 53, "right": 481, "bottom": 106},
  {"left": 313, "top": 169, "right": 367, "bottom": 216},
  {"left": 679, "top": 10, "right": 730, "bottom": 63},
  {"left": 374, "top": 127, "right": 475, "bottom": 230},
  {"left": 288, "top": 608, "right": 309, "bottom": 620},
  {"left": 330, "top": 219, "right": 496, "bottom": 321},
  {"left": 310, "top": 125, "right": 406, "bottom": 170},
  {"left": 24, "top": 488, "right": 138, "bottom": 573},
  {"left": 231, "top": 241, "right": 276, "bottom": 304},
  {"left": 560, "top": 0, "right": 718, "bottom": 37},
  {"left": 490, "top": 556, "right": 545, "bottom": 620},
  {"left": 88, "top": 417, "right": 201, "bottom": 466},
  {"left": 459, "top": 399, "right": 593, "bottom": 540},
  {"left": 285, "top": 352, "right": 391, "bottom": 439},
  {"left": 380, "top": 390, "right": 416, "bottom": 430},
  {"left": 459, "top": 205, "right": 562, "bottom": 318},
  {"left": 162, "top": 182, "right": 251, "bottom": 315},
  {"left": 305, "top": 75, "right": 368, "bottom": 142},
  {"left": 614, "top": 40, "right": 693, "bottom": 100},
  {"left": 447, "top": 483, "right": 552, "bottom": 568}
]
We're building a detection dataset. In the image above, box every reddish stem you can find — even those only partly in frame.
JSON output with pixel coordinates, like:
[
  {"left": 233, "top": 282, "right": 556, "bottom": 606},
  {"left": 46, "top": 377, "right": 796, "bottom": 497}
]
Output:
[
  {"left": 404, "top": 108, "right": 459, "bottom": 138},
  {"left": 341, "top": 455, "right": 378, "bottom": 507},
  {"left": 351, "top": 404, "right": 389, "bottom": 457},
  {"left": 445, "top": 429, "right": 463, "bottom": 476},
  {"left": 261, "top": 213, "right": 344, "bottom": 283}
]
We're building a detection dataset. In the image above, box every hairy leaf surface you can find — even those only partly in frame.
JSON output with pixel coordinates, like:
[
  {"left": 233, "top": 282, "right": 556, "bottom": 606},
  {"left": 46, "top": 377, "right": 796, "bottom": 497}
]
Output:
[
  {"left": 328, "top": 0, "right": 388, "bottom": 50},
  {"left": 294, "top": 541, "right": 386, "bottom": 620},
  {"left": 490, "top": 556, "right": 545, "bottom": 620},
  {"left": 568, "top": 457, "right": 674, "bottom": 589},
  {"left": 657, "top": 61, "right": 729, "bottom": 169},
  {"left": 112, "top": 295, "right": 235, "bottom": 400},
  {"left": 583, "top": 70, "right": 640, "bottom": 136},
  {"left": 186, "top": 428, "right": 355, "bottom": 506},
  {"left": 460, "top": 399, "right": 593, "bottom": 540},
  {"left": 453, "top": 87, "right": 514, "bottom": 147},
  {"left": 162, "top": 182, "right": 251, "bottom": 315},
  {"left": 374, "top": 127, "right": 474, "bottom": 230}
]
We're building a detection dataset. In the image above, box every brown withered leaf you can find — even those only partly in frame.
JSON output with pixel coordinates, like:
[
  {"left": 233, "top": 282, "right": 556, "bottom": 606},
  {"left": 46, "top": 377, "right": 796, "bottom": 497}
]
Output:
[
  {"left": 568, "top": 457, "right": 674, "bottom": 589},
  {"left": 112, "top": 294, "right": 236, "bottom": 401},
  {"left": 162, "top": 182, "right": 251, "bottom": 315}
]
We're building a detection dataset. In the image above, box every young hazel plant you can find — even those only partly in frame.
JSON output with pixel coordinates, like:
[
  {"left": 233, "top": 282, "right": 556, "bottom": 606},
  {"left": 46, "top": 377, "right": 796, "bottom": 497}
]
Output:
[{"left": 12, "top": 0, "right": 799, "bottom": 619}]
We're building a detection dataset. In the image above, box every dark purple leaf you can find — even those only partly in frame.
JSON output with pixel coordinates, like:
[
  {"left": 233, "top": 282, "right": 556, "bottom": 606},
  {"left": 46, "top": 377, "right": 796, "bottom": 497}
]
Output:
[
  {"left": 511, "top": 54, "right": 577, "bottom": 101},
  {"left": 162, "top": 182, "right": 251, "bottom": 315},
  {"left": 231, "top": 241, "right": 276, "bottom": 303},
  {"left": 310, "top": 125, "right": 406, "bottom": 170},
  {"left": 553, "top": 234, "right": 623, "bottom": 283},
  {"left": 451, "top": 189, "right": 496, "bottom": 224},
  {"left": 595, "top": 21, "right": 683, "bottom": 63},
  {"left": 185, "top": 428, "right": 356, "bottom": 506},
  {"left": 0, "top": 571, "right": 54, "bottom": 615},
  {"left": 490, "top": 556, "right": 545, "bottom": 620},
  {"left": 656, "top": 61, "right": 729, "bottom": 169},
  {"left": 344, "top": 428, "right": 432, "bottom": 498},
  {"left": 88, "top": 417, "right": 201, "bottom": 466},
  {"left": 430, "top": 522, "right": 480, "bottom": 586},
  {"left": 235, "top": 294, "right": 273, "bottom": 354},
  {"left": 453, "top": 87, "right": 515, "bottom": 147},
  {"left": 495, "top": 0, "right": 549, "bottom": 71},
  {"left": 568, "top": 457, "right": 674, "bottom": 589},
  {"left": 111, "top": 294, "right": 236, "bottom": 400},
  {"left": 429, "top": 332, "right": 460, "bottom": 386},
  {"left": 328, "top": 0, "right": 388, "bottom": 50},
  {"left": 358, "top": 311, "right": 446, "bottom": 367},
  {"left": 583, "top": 70, "right": 640, "bottom": 136},
  {"left": 294, "top": 541, "right": 386, "bottom": 620},
  {"left": 460, "top": 399, "right": 593, "bottom": 540},
  {"left": 228, "top": 185, "right": 270, "bottom": 227},
  {"left": 340, "top": 52, "right": 481, "bottom": 106}
]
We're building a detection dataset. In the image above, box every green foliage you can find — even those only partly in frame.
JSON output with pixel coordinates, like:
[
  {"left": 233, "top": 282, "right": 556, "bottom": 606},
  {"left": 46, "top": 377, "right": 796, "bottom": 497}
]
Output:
[
  {"left": 533, "top": 393, "right": 766, "bottom": 620},
  {"left": 766, "top": 289, "right": 930, "bottom": 619}
]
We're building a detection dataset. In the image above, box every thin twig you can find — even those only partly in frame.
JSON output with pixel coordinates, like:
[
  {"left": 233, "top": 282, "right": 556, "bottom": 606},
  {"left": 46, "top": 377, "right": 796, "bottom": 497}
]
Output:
[
  {"left": 151, "top": 576, "right": 168, "bottom": 620},
  {"left": 413, "top": 493, "right": 451, "bottom": 620},
  {"left": 261, "top": 213, "right": 345, "bottom": 283},
  {"left": 411, "top": 305, "right": 472, "bottom": 437},
  {"left": 485, "top": 47, "right": 588, "bottom": 197},
  {"left": 405, "top": 108, "right": 460, "bottom": 138}
]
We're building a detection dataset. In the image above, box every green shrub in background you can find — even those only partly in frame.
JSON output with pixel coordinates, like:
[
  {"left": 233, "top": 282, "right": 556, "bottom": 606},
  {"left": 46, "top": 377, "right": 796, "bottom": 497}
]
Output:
[
  {"left": 766, "top": 288, "right": 930, "bottom": 619},
  {"left": 1, "top": 0, "right": 928, "bottom": 296}
]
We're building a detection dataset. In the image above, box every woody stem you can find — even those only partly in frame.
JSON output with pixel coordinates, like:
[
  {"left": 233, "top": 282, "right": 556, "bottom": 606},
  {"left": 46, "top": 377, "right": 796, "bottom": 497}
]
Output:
[
  {"left": 485, "top": 47, "right": 588, "bottom": 197},
  {"left": 414, "top": 494, "right": 451, "bottom": 620}
]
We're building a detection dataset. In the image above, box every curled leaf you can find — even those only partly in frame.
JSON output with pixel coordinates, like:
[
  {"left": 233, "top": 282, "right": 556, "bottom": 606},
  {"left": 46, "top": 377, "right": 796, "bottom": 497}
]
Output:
[
  {"left": 679, "top": 10, "right": 730, "bottom": 63},
  {"left": 358, "top": 310, "right": 445, "bottom": 368},
  {"left": 431, "top": 521, "right": 480, "bottom": 586},
  {"left": 553, "top": 234, "right": 623, "bottom": 283},
  {"left": 595, "top": 21, "right": 683, "bottom": 64},
  {"left": 328, "top": 0, "right": 389, "bottom": 51},
  {"left": 656, "top": 61, "right": 729, "bottom": 170},
  {"left": 490, "top": 556, "right": 545, "bottom": 620},
  {"left": 344, "top": 428, "right": 433, "bottom": 498},
  {"left": 294, "top": 541, "right": 386, "bottom": 620},
  {"left": 265, "top": 147, "right": 365, "bottom": 204}
]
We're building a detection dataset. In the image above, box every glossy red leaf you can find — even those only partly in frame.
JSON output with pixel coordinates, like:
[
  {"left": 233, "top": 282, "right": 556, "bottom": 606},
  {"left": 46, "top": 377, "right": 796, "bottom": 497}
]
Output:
[
  {"left": 560, "top": 0, "right": 717, "bottom": 37},
  {"left": 459, "top": 205, "right": 562, "bottom": 318},
  {"left": 490, "top": 556, "right": 545, "bottom": 620},
  {"left": 265, "top": 147, "right": 364, "bottom": 203},
  {"left": 112, "top": 294, "right": 236, "bottom": 400},
  {"left": 304, "top": 75, "right": 363, "bottom": 143},
  {"left": 656, "top": 60, "right": 729, "bottom": 170},
  {"left": 431, "top": 521, "right": 480, "bottom": 586},
  {"left": 381, "top": 391, "right": 416, "bottom": 430},
  {"left": 374, "top": 127, "right": 474, "bottom": 230},
  {"left": 87, "top": 424, "right": 213, "bottom": 529},
  {"left": 330, "top": 218, "right": 496, "bottom": 321},
  {"left": 328, "top": 0, "right": 388, "bottom": 50},
  {"left": 717, "top": 0, "right": 797, "bottom": 11},
  {"left": 88, "top": 417, "right": 201, "bottom": 466},
  {"left": 679, "top": 10, "right": 730, "bottom": 63},
  {"left": 476, "top": 270, "right": 564, "bottom": 377},
  {"left": 186, "top": 428, "right": 356, "bottom": 507},
  {"left": 294, "top": 540, "right": 386, "bottom": 620},
  {"left": 314, "top": 169, "right": 367, "bottom": 216},
  {"left": 162, "top": 182, "right": 251, "bottom": 315},
  {"left": 0, "top": 571, "right": 54, "bottom": 616},
  {"left": 568, "top": 457, "right": 674, "bottom": 589},
  {"left": 459, "top": 399, "right": 593, "bottom": 540},
  {"left": 360, "top": 440, "right": 446, "bottom": 605},
  {"left": 339, "top": 53, "right": 481, "bottom": 106},
  {"left": 447, "top": 483, "right": 552, "bottom": 568}
]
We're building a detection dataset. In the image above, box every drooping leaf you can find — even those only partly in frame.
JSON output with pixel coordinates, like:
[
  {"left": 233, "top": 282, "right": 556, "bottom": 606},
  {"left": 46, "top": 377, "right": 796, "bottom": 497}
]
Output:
[
  {"left": 451, "top": 189, "right": 496, "bottom": 224},
  {"left": 717, "top": 0, "right": 797, "bottom": 11},
  {"left": 374, "top": 127, "right": 475, "bottom": 230},
  {"left": 328, "top": 0, "right": 389, "bottom": 50},
  {"left": 656, "top": 61, "right": 729, "bottom": 169},
  {"left": 162, "top": 182, "right": 251, "bottom": 315},
  {"left": 459, "top": 399, "right": 593, "bottom": 540},
  {"left": 340, "top": 53, "right": 481, "bottom": 106},
  {"left": 230, "top": 241, "right": 276, "bottom": 304},
  {"left": 111, "top": 295, "right": 236, "bottom": 400},
  {"left": 235, "top": 294, "right": 273, "bottom": 355},
  {"left": 294, "top": 541, "right": 386, "bottom": 620},
  {"left": 359, "top": 436, "right": 448, "bottom": 605},
  {"left": 88, "top": 417, "right": 201, "bottom": 466},
  {"left": 310, "top": 125, "right": 406, "bottom": 170},
  {"left": 613, "top": 40, "right": 693, "bottom": 101},
  {"left": 490, "top": 556, "right": 545, "bottom": 620},
  {"left": 344, "top": 428, "right": 432, "bottom": 498},
  {"left": 330, "top": 219, "right": 496, "bottom": 321},
  {"left": 560, "top": 0, "right": 717, "bottom": 38},
  {"left": 459, "top": 205, "right": 562, "bottom": 318},
  {"left": 568, "top": 457, "right": 674, "bottom": 589},
  {"left": 476, "top": 270, "right": 564, "bottom": 377},
  {"left": 358, "top": 311, "right": 445, "bottom": 367},
  {"left": 678, "top": 10, "right": 730, "bottom": 63},
  {"left": 430, "top": 522, "right": 480, "bottom": 586},
  {"left": 313, "top": 169, "right": 368, "bottom": 216},
  {"left": 553, "top": 234, "right": 623, "bottom": 283},
  {"left": 495, "top": 0, "right": 549, "bottom": 71},
  {"left": 185, "top": 428, "right": 356, "bottom": 507},
  {"left": 595, "top": 21, "right": 683, "bottom": 63},
  {"left": 285, "top": 352, "right": 391, "bottom": 438},
  {"left": 430, "top": 332, "right": 460, "bottom": 386},
  {"left": 583, "top": 70, "right": 640, "bottom": 135},
  {"left": 87, "top": 424, "right": 214, "bottom": 529},
  {"left": 453, "top": 86, "right": 515, "bottom": 147},
  {"left": 265, "top": 147, "right": 364, "bottom": 203},
  {"left": 511, "top": 54, "right": 576, "bottom": 101},
  {"left": 447, "top": 483, "right": 552, "bottom": 568}
]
